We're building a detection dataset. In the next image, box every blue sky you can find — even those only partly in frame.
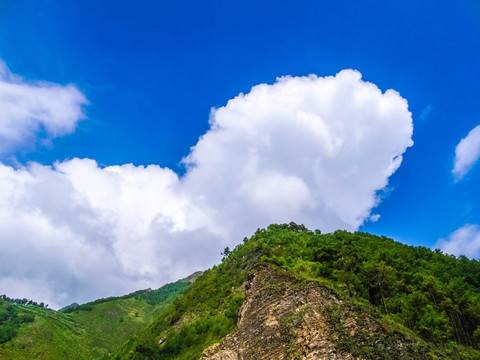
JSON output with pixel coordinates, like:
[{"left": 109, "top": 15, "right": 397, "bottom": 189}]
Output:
[{"left": 0, "top": 0, "right": 480, "bottom": 307}]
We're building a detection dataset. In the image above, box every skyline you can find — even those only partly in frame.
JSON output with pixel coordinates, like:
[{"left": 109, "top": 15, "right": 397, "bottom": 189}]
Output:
[{"left": 0, "top": 0, "right": 479, "bottom": 308}]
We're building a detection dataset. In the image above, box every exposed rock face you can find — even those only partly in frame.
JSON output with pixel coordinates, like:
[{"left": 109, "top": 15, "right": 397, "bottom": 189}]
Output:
[{"left": 201, "top": 265, "right": 430, "bottom": 360}]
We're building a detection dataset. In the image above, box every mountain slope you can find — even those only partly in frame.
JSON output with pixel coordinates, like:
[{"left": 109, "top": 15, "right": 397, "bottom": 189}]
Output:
[
  {"left": 115, "top": 223, "right": 480, "bottom": 359},
  {"left": 2, "top": 224, "right": 480, "bottom": 359},
  {"left": 201, "top": 265, "right": 434, "bottom": 359},
  {"left": 0, "top": 300, "right": 92, "bottom": 359},
  {"left": 0, "top": 279, "right": 193, "bottom": 359}
]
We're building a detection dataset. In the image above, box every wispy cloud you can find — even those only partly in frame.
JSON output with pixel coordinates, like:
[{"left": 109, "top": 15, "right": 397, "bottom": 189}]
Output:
[
  {"left": 0, "top": 60, "right": 87, "bottom": 154},
  {"left": 452, "top": 124, "right": 480, "bottom": 181},
  {"left": 435, "top": 224, "right": 480, "bottom": 258},
  {"left": 0, "top": 69, "right": 414, "bottom": 308},
  {"left": 419, "top": 103, "right": 433, "bottom": 122}
]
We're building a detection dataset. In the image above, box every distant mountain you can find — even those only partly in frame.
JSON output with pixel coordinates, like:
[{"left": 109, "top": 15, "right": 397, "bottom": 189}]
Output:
[
  {"left": 2, "top": 224, "right": 480, "bottom": 359},
  {"left": 0, "top": 279, "right": 193, "bottom": 359}
]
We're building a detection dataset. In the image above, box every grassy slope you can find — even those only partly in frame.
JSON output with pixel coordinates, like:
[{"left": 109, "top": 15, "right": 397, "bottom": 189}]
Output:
[
  {"left": 114, "top": 224, "right": 480, "bottom": 360},
  {"left": 3, "top": 225, "right": 480, "bottom": 359},
  {"left": 0, "top": 281, "right": 190, "bottom": 359},
  {"left": 0, "top": 304, "right": 91, "bottom": 360},
  {"left": 112, "top": 247, "right": 258, "bottom": 360},
  {"left": 72, "top": 295, "right": 182, "bottom": 358}
]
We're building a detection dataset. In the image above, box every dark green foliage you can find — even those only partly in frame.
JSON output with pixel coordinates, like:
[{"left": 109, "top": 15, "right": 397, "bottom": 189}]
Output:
[
  {"left": 113, "top": 237, "right": 258, "bottom": 359},
  {"left": 0, "top": 294, "right": 45, "bottom": 307},
  {"left": 256, "top": 225, "right": 480, "bottom": 347},
  {"left": 73, "top": 303, "right": 94, "bottom": 312},
  {"left": 3, "top": 224, "right": 480, "bottom": 359},
  {"left": 0, "top": 299, "right": 35, "bottom": 343},
  {"left": 115, "top": 223, "right": 480, "bottom": 359},
  {"left": 221, "top": 247, "right": 231, "bottom": 260}
]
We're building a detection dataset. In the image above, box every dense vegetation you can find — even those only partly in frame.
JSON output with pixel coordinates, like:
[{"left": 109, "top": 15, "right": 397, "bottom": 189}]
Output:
[
  {"left": 0, "top": 280, "right": 191, "bottom": 359},
  {"left": 113, "top": 248, "right": 254, "bottom": 359},
  {"left": 0, "top": 294, "right": 48, "bottom": 308},
  {"left": 0, "top": 301, "right": 92, "bottom": 359},
  {"left": 0, "top": 294, "right": 47, "bottom": 343},
  {"left": 0, "top": 299, "right": 35, "bottom": 343},
  {"left": 116, "top": 223, "right": 480, "bottom": 359},
  {"left": 3, "top": 224, "right": 480, "bottom": 359},
  {"left": 256, "top": 224, "right": 480, "bottom": 348}
]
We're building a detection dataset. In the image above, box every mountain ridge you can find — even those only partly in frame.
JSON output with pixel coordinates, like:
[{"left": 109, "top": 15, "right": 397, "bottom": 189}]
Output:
[
  {"left": 0, "top": 277, "right": 195, "bottom": 359},
  {"left": 114, "top": 223, "right": 480, "bottom": 359},
  {"left": 2, "top": 223, "right": 480, "bottom": 359}
]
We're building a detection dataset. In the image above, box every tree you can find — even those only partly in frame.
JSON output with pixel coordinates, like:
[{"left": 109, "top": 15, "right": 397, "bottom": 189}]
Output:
[{"left": 221, "top": 247, "right": 231, "bottom": 260}]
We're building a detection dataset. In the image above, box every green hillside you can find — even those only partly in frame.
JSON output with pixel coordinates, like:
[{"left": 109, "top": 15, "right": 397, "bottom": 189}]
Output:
[
  {"left": 0, "top": 299, "right": 92, "bottom": 359},
  {"left": 0, "top": 280, "right": 191, "bottom": 359},
  {"left": 114, "top": 223, "right": 480, "bottom": 359},
  {"left": 2, "top": 224, "right": 480, "bottom": 359}
]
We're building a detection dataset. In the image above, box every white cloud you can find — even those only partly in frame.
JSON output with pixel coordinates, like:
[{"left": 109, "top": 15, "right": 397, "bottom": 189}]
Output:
[
  {"left": 183, "top": 70, "right": 413, "bottom": 236},
  {"left": 0, "top": 60, "right": 87, "bottom": 153},
  {"left": 0, "top": 69, "right": 414, "bottom": 308},
  {"left": 452, "top": 124, "right": 480, "bottom": 180},
  {"left": 0, "top": 160, "right": 221, "bottom": 308},
  {"left": 435, "top": 224, "right": 480, "bottom": 258}
]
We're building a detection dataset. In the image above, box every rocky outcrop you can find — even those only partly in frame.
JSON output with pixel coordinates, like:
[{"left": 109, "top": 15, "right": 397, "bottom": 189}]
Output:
[{"left": 201, "top": 265, "right": 432, "bottom": 360}]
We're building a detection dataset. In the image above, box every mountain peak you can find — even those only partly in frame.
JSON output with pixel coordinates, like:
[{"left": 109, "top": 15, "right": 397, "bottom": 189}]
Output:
[{"left": 201, "top": 264, "right": 433, "bottom": 359}]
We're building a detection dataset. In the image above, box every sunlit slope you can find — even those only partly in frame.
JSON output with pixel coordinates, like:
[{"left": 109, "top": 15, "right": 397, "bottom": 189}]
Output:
[
  {"left": 3, "top": 224, "right": 480, "bottom": 359},
  {"left": 0, "top": 300, "right": 91, "bottom": 360},
  {"left": 114, "top": 224, "right": 480, "bottom": 360},
  {"left": 0, "top": 280, "right": 191, "bottom": 359}
]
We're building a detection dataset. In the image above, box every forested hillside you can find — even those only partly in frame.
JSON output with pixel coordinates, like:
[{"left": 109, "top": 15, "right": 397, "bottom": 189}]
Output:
[
  {"left": 257, "top": 224, "right": 480, "bottom": 347},
  {"left": 115, "top": 224, "right": 480, "bottom": 359},
  {"left": 2, "top": 224, "right": 480, "bottom": 359}
]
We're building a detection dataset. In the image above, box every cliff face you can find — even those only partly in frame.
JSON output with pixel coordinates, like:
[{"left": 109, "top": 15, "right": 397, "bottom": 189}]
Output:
[
  {"left": 113, "top": 226, "right": 480, "bottom": 360},
  {"left": 202, "top": 265, "right": 432, "bottom": 360}
]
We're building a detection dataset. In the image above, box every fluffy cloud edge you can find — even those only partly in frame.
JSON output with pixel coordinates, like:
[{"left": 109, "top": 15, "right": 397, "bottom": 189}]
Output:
[
  {"left": 0, "top": 60, "right": 88, "bottom": 153},
  {"left": 452, "top": 124, "right": 480, "bottom": 181},
  {"left": 0, "top": 69, "right": 414, "bottom": 307},
  {"left": 434, "top": 224, "right": 480, "bottom": 258}
]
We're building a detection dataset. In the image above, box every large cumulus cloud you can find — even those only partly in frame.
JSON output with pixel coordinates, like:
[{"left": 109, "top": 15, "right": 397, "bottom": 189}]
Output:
[
  {"left": 183, "top": 70, "right": 413, "bottom": 236},
  {"left": 0, "top": 69, "right": 413, "bottom": 308},
  {"left": 0, "top": 160, "right": 219, "bottom": 308}
]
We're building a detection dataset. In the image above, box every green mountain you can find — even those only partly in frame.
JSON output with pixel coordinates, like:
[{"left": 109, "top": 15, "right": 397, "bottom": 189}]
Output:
[
  {"left": 2, "top": 224, "right": 480, "bottom": 359},
  {"left": 0, "top": 277, "right": 194, "bottom": 359},
  {"left": 113, "top": 224, "right": 480, "bottom": 359}
]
